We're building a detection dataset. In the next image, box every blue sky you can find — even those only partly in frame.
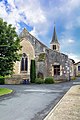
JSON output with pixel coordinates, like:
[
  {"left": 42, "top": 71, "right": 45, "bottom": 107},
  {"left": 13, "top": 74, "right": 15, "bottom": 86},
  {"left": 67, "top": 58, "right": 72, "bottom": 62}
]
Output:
[{"left": 0, "top": 0, "right": 80, "bottom": 62}]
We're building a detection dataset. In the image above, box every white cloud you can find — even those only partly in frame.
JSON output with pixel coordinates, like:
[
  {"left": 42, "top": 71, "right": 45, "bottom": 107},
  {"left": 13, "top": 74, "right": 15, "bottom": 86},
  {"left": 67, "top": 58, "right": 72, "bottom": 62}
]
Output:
[
  {"left": 65, "top": 22, "right": 74, "bottom": 30},
  {"left": 60, "top": 38, "right": 76, "bottom": 57},
  {"left": 68, "top": 0, "right": 80, "bottom": 10},
  {"left": 68, "top": 53, "right": 80, "bottom": 63},
  {"left": 59, "top": 0, "right": 80, "bottom": 15},
  {"left": 0, "top": 1, "right": 21, "bottom": 32},
  {"left": 7, "top": 0, "right": 15, "bottom": 8},
  {"left": 0, "top": 0, "right": 80, "bottom": 40},
  {"left": 0, "top": 0, "right": 48, "bottom": 36},
  {"left": 67, "top": 39, "right": 75, "bottom": 44},
  {"left": 60, "top": 38, "right": 75, "bottom": 47},
  {"left": 0, "top": 0, "right": 80, "bottom": 36},
  {"left": 30, "top": 27, "right": 39, "bottom": 38},
  {"left": 0, "top": 1, "right": 8, "bottom": 19},
  {"left": 63, "top": 0, "right": 80, "bottom": 30}
]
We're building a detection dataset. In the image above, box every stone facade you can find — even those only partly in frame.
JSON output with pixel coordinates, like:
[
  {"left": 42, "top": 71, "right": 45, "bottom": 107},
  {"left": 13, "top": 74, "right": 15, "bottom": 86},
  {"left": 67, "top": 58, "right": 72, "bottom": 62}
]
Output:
[
  {"left": 6, "top": 27, "right": 76, "bottom": 84},
  {"left": 75, "top": 62, "right": 80, "bottom": 76},
  {"left": 69, "top": 59, "right": 75, "bottom": 78}
]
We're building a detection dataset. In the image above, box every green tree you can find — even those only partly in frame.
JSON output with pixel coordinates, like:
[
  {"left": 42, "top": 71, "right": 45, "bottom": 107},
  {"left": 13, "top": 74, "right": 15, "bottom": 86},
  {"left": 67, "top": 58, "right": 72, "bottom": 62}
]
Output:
[
  {"left": 0, "top": 18, "right": 22, "bottom": 76},
  {"left": 30, "top": 60, "right": 36, "bottom": 83}
]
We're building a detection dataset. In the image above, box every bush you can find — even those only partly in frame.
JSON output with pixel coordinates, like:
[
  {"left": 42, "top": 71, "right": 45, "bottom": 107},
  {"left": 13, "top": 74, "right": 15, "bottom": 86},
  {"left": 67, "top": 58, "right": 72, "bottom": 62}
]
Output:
[
  {"left": 45, "top": 77, "right": 54, "bottom": 84},
  {"left": 0, "top": 76, "right": 5, "bottom": 84},
  {"left": 71, "top": 77, "right": 76, "bottom": 80},
  {"left": 35, "top": 78, "right": 44, "bottom": 84}
]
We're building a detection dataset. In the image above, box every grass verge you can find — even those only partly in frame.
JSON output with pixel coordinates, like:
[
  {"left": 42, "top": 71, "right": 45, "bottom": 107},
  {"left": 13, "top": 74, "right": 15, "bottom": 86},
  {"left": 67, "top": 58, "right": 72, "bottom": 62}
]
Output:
[{"left": 0, "top": 88, "right": 13, "bottom": 96}]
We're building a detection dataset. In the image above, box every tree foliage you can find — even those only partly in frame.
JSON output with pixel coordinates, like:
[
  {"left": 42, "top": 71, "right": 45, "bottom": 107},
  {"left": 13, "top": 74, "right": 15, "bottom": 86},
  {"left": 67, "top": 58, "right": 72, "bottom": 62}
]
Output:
[
  {"left": 30, "top": 60, "right": 36, "bottom": 83},
  {"left": 0, "top": 18, "right": 22, "bottom": 76}
]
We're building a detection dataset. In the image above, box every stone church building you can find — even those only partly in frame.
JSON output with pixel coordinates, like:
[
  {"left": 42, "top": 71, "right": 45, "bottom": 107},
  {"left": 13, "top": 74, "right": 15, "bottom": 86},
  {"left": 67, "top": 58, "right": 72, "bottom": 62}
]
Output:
[{"left": 5, "top": 26, "right": 75, "bottom": 84}]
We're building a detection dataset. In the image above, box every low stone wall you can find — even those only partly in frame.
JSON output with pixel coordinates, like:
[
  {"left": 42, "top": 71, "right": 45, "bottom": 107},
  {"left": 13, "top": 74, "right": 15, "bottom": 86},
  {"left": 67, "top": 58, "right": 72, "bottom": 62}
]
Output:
[
  {"left": 53, "top": 75, "right": 68, "bottom": 82},
  {"left": 5, "top": 74, "right": 30, "bottom": 84},
  {"left": 5, "top": 78, "right": 21, "bottom": 84}
]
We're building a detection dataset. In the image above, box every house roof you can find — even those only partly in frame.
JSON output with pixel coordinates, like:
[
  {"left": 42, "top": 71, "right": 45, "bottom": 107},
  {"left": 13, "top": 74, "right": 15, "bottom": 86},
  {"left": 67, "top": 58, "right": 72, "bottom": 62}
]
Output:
[
  {"left": 70, "top": 59, "right": 75, "bottom": 63},
  {"left": 74, "top": 61, "right": 80, "bottom": 65}
]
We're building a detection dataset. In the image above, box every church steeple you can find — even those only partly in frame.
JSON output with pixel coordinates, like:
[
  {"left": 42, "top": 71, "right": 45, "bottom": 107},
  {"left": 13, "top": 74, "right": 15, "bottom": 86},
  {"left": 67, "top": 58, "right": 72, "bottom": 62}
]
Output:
[
  {"left": 50, "top": 25, "right": 60, "bottom": 52},
  {"left": 50, "top": 26, "right": 59, "bottom": 44}
]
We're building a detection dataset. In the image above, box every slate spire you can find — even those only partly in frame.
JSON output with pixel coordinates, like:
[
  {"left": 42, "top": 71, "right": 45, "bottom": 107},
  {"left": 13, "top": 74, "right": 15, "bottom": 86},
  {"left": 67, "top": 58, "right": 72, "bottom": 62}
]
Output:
[
  {"left": 50, "top": 24, "right": 60, "bottom": 52},
  {"left": 50, "top": 25, "right": 59, "bottom": 44}
]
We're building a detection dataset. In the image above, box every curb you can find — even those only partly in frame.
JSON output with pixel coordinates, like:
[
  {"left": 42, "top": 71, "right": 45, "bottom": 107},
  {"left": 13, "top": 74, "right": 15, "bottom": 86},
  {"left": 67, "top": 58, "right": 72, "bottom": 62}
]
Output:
[
  {"left": 0, "top": 90, "right": 15, "bottom": 101},
  {"left": 44, "top": 87, "right": 71, "bottom": 120}
]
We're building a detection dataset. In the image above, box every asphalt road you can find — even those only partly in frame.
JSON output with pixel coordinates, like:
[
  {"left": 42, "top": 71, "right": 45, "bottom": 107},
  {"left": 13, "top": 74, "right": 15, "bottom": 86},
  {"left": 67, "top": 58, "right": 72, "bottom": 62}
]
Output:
[{"left": 0, "top": 81, "right": 74, "bottom": 120}]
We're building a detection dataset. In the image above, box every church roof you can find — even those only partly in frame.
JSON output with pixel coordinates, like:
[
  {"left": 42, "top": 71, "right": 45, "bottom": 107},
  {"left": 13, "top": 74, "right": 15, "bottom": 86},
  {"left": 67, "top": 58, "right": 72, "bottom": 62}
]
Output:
[
  {"left": 19, "top": 28, "right": 48, "bottom": 48},
  {"left": 19, "top": 28, "right": 29, "bottom": 38},
  {"left": 50, "top": 26, "right": 59, "bottom": 44}
]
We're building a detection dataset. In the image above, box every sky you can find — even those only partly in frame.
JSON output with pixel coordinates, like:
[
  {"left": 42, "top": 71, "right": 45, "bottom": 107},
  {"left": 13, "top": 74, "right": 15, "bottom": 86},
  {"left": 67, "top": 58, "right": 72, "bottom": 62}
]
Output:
[{"left": 0, "top": 0, "right": 80, "bottom": 62}]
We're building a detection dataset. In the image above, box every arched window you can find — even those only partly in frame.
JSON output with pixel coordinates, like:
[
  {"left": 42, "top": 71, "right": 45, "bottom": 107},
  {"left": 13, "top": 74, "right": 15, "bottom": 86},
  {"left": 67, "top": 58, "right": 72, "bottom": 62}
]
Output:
[{"left": 21, "top": 53, "right": 28, "bottom": 72}]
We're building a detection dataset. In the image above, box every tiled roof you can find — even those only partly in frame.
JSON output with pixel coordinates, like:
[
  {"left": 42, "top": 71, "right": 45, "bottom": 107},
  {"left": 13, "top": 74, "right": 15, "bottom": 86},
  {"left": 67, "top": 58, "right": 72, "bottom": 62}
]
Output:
[{"left": 74, "top": 61, "right": 80, "bottom": 65}]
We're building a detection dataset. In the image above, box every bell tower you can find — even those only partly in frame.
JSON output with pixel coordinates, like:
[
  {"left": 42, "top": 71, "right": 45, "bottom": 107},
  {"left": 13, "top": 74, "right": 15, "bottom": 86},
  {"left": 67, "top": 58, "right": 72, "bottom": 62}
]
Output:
[{"left": 50, "top": 25, "right": 60, "bottom": 52}]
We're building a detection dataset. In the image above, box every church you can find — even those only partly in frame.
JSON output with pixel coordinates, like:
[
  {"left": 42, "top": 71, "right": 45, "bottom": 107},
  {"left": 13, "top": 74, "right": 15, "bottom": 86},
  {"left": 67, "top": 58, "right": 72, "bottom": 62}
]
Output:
[{"left": 5, "top": 26, "right": 75, "bottom": 84}]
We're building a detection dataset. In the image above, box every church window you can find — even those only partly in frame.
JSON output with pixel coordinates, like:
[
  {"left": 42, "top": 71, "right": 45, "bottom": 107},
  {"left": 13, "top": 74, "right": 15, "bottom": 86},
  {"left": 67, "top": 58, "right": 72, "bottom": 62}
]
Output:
[
  {"left": 21, "top": 53, "right": 28, "bottom": 72},
  {"left": 53, "top": 45, "right": 56, "bottom": 50},
  {"left": 78, "top": 66, "right": 80, "bottom": 71},
  {"left": 54, "top": 65, "right": 60, "bottom": 75}
]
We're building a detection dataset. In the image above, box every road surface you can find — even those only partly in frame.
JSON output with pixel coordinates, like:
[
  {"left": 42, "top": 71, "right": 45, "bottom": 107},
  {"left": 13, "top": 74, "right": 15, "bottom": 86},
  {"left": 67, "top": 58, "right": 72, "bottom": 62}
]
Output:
[{"left": 0, "top": 81, "right": 75, "bottom": 120}]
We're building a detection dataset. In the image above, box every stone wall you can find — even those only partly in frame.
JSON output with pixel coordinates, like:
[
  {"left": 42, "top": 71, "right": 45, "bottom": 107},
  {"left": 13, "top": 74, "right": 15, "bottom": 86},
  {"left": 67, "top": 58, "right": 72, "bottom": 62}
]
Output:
[
  {"left": 14, "top": 37, "right": 35, "bottom": 77},
  {"left": 5, "top": 74, "right": 30, "bottom": 84},
  {"left": 75, "top": 62, "right": 80, "bottom": 76},
  {"left": 19, "top": 28, "right": 48, "bottom": 55},
  {"left": 36, "top": 61, "right": 47, "bottom": 79},
  {"left": 35, "top": 49, "right": 69, "bottom": 80},
  {"left": 46, "top": 50, "right": 69, "bottom": 80},
  {"left": 50, "top": 43, "right": 60, "bottom": 52}
]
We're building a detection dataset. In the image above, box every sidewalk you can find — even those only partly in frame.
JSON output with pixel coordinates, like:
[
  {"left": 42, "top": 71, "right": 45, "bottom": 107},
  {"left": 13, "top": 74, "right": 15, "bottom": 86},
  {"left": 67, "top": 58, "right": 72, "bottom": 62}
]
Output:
[{"left": 44, "top": 85, "right": 80, "bottom": 120}]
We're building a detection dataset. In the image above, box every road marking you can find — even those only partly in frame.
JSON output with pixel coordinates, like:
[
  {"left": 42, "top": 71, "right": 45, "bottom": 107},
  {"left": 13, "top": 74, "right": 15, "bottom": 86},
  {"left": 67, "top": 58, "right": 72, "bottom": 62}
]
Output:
[
  {"left": 24, "top": 89, "right": 63, "bottom": 93},
  {"left": 73, "top": 82, "right": 80, "bottom": 85}
]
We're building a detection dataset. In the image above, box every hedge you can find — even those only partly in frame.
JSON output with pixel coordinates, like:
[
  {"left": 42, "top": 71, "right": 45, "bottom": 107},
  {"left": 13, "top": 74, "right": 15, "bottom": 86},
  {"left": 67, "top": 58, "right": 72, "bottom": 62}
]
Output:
[
  {"left": 0, "top": 76, "right": 5, "bottom": 84},
  {"left": 35, "top": 78, "right": 44, "bottom": 84},
  {"left": 45, "top": 77, "right": 54, "bottom": 84}
]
